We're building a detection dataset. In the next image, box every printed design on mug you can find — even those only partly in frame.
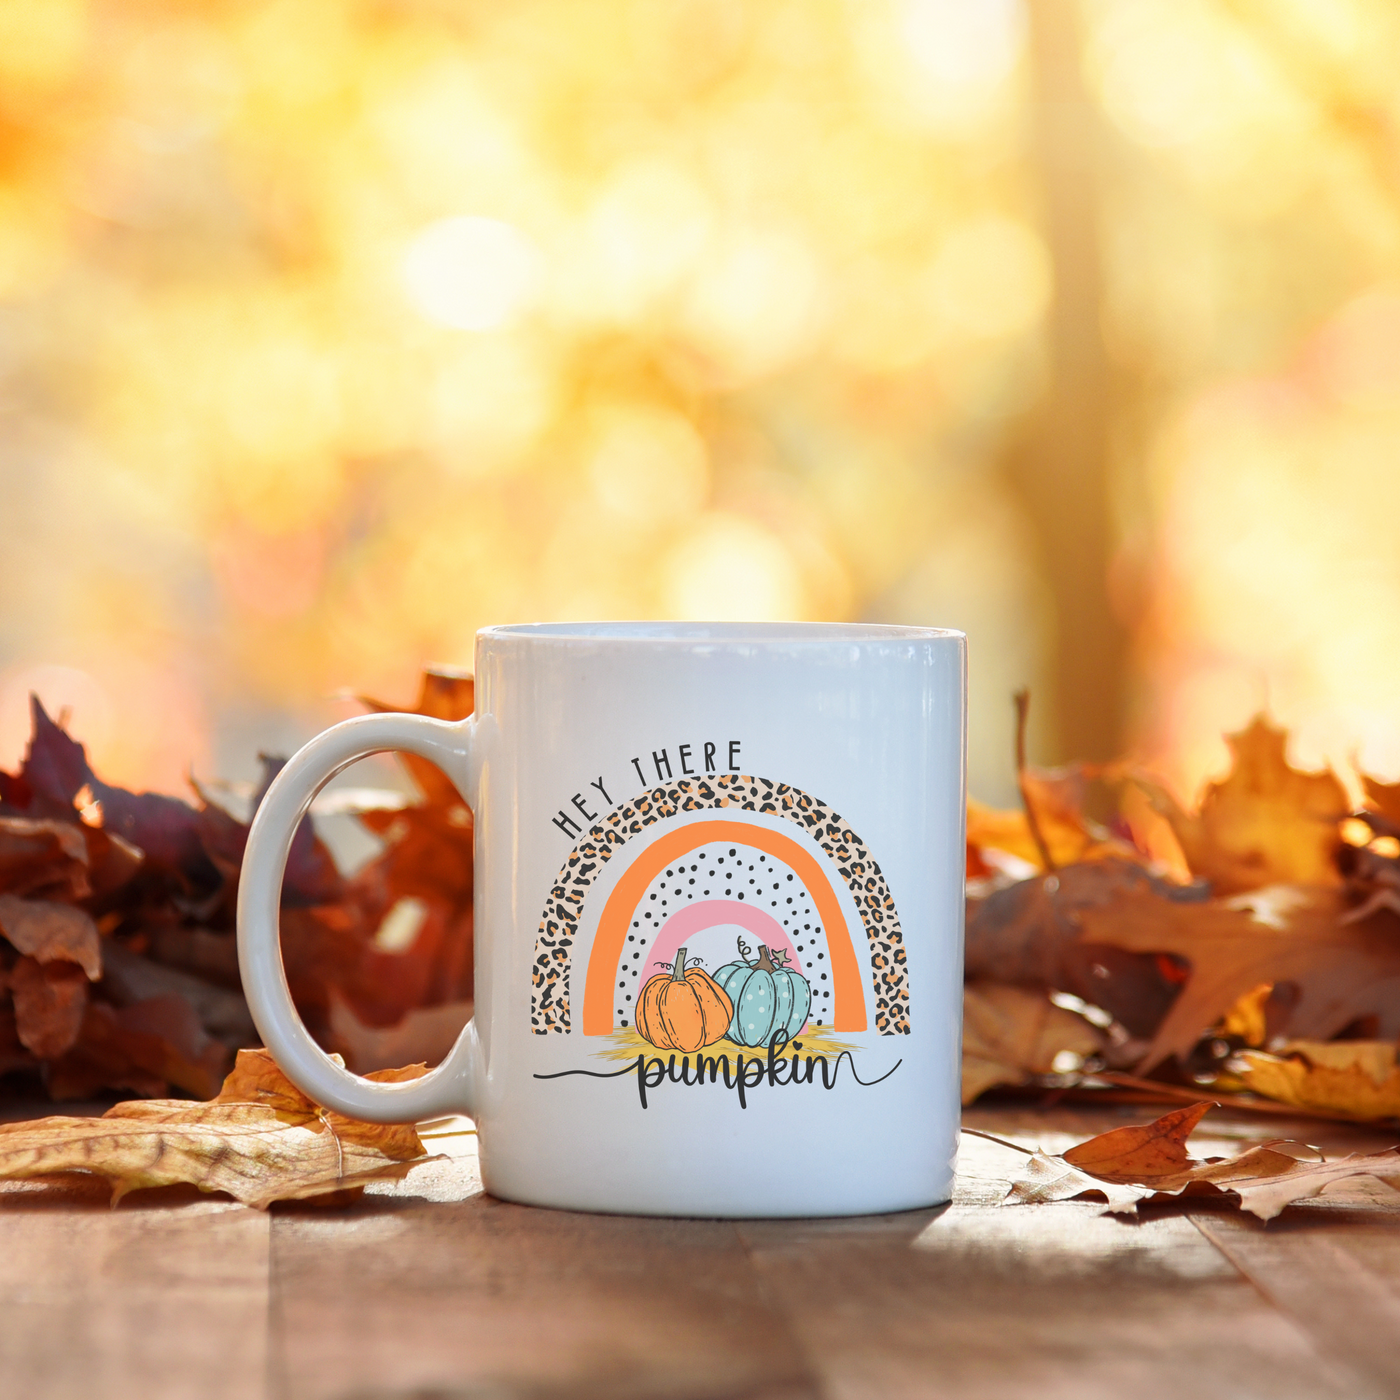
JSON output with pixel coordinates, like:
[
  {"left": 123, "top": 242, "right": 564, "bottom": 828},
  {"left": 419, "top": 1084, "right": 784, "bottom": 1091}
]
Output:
[{"left": 530, "top": 773, "right": 909, "bottom": 1036}]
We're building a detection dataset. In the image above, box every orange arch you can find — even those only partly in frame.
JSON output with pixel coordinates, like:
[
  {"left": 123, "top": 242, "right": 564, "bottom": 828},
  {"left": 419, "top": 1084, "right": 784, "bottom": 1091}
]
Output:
[{"left": 582, "top": 820, "right": 866, "bottom": 1035}]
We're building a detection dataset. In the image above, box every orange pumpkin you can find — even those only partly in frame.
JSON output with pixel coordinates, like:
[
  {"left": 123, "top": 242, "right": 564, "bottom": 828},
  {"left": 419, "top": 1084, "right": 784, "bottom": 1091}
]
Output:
[{"left": 634, "top": 947, "right": 734, "bottom": 1052}]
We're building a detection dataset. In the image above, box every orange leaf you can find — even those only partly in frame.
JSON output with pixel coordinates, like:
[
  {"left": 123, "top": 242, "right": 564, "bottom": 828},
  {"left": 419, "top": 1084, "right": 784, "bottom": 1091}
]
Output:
[
  {"left": 1134, "top": 715, "right": 1348, "bottom": 894},
  {"left": 1061, "top": 1101, "right": 1212, "bottom": 1184},
  {"left": 1362, "top": 774, "right": 1400, "bottom": 828},
  {"left": 1234, "top": 1040, "right": 1400, "bottom": 1121}
]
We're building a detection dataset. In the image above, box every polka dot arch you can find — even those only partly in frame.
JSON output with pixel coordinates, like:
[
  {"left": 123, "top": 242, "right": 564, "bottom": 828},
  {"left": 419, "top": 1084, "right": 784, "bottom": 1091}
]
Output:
[{"left": 613, "top": 842, "right": 835, "bottom": 1029}]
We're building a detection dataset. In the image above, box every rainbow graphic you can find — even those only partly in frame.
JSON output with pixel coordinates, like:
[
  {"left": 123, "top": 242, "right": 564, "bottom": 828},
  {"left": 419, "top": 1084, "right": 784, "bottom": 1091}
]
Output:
[{"left": 530, "top": 773, "right": 910, "bottom": 1036}]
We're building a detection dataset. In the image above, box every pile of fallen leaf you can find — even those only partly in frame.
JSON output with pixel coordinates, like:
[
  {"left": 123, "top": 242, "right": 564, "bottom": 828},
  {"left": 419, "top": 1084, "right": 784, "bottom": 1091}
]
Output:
[
  {"left": 0, "top": 670, "right": 474, "bottom": 1103},
  {"left": 965, "top": 698, "right": 1400, "bottom": 1125},
  {"left": 4, "top": 670, "right": 1398, "bottom": 1134}
]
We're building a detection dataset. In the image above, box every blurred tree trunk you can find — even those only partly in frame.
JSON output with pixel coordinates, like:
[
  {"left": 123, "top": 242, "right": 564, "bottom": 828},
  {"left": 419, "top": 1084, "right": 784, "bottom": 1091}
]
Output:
[{"left": 1013, "top": 0, "right": 1127, "bottom": 763}]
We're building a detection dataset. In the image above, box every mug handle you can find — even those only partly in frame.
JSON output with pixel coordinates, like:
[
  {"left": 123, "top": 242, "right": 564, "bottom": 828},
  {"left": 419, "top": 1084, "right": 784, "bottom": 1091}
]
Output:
[{"left": 237, "top": 712, "right": 479, "bottom": 1123}]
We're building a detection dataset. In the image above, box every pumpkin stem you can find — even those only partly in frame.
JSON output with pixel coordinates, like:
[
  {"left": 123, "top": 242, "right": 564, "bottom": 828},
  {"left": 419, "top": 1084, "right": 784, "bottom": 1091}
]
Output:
[
  {"left": 672, "top": 947, "right": 690, "bottom": 980},
  {"left": 755, "top": 945, "right": 777, "bottom": 974}
]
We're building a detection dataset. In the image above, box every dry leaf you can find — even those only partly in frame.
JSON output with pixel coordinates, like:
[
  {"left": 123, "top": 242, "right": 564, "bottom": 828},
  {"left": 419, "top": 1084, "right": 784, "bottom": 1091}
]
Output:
[
  {"left": 967, "top": 798, "right": 1088, "bottom": 874},
  {"left": 47, "top": 997, "right": 230, "bottom": 1101},
  {"left": 359, "top": 669, "right": 474, "bottom": 814},
  {"left": 212, "top": 1048, "right": 430, "bottom": 1154},
  {"left": 1079, "top": 885, "right": 1400, "bottom": 1071},
  {"left": 1219, "top": 981, "right": 1273, "bottom": 1047},
  {"left": 0, "top": 893, "right": 102, "bottom": 979},
  {"left": 11, "top": 957, "right": 89, "bottom": 1058},
  {"left": 1133, "top": 715, "right": 1348, "bottom": 895},
  {"left": 1362, "top": 775, "right": 1400, "bottom": 829},
  {"left": 1004, "top": 1151, "right": 1157, "bottom": 1211},
  {"left": 965, "top": 860, "right": 1201, "bottom": 1036},
  {"left": 961, "top": 982, "right": 1102, "bottom": 1104},
  {"left": 967, "top": 774, "right": 1139, "bottom": 876},
  {"left": 335, "top": 668, "right": 475, "bottom": 1024},
  {"left": 0, "top": 817, "right": 92, "bottom": 901},
  {"left": 1062, "top": 1101, "right": 1214, "bottom": 1183},
  {"left": 0, "top": 674, "right": 474, "bottom": 1102},
  {"left": 329, "top": 992, "right": 473, "bottom": 1074},
  {"left": 1235, "top": 1040, "right": 1400, "bottom": 1121},
  {"left": 0, "top": 1048, "right": 439, "bottom": 1207},
  {"left": 1006, "top": 1103, "right": 1400, "bottom": 1220}
]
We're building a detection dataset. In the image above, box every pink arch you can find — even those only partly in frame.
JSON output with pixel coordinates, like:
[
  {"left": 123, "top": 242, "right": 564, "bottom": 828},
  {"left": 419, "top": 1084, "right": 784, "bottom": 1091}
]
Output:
[{"left": 647, "top": 899, "right": 803, "bottom": 980}]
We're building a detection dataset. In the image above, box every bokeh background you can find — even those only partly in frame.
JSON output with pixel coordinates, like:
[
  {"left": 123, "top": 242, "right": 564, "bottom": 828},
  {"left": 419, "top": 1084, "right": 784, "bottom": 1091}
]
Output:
[{"left": 3, "top": 0, "right": 1400, "bottom": 811}]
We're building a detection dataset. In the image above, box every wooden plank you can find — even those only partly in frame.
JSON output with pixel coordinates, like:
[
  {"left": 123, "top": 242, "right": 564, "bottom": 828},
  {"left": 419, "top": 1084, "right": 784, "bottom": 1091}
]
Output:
[
  {"left": 0, "top": 1180, "right": 270, "bottom": 1400},
  {"left": 1191, "top": 1195, "right": 1400, "bottom": 1398},
  {"left": 269, "top": 1139, "right": 817, "bottom": 1400},
  {"left": 1, "top": 1100, "right": 1395, "bottom": 1400},
  {"left": 731, "top": 1117, "right": 1370, "bottom": 1400},
  {"left": 742, "top": 1204, "right": 1366, "bottom": 1400}
]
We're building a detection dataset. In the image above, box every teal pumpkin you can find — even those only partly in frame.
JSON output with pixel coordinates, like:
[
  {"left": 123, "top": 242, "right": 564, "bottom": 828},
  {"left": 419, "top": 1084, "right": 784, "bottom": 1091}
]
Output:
[{"left": 713, "top": 938, "right": 812, "bottom": 1049}]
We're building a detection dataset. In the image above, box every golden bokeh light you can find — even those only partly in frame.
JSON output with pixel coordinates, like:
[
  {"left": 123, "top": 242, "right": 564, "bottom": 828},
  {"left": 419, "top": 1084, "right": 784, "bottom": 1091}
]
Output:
[
  {"left": 2, "top": 0, "right": 1400, "bottom": 806},
  {"left": 401, "top": 216, "right": 542, "bottom": 332}
]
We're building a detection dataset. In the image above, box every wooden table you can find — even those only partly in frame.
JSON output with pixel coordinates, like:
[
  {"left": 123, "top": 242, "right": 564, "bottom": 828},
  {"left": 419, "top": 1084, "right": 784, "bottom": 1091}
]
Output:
[{"left": 3, "top": 1101, "right": 1399, "bottom": 1400}]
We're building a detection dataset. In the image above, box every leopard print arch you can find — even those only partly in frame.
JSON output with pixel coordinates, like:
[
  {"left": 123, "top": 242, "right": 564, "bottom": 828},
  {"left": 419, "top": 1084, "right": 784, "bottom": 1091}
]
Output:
[{"left": 531, "top": 773, "right": 910, "bottom": 1035}]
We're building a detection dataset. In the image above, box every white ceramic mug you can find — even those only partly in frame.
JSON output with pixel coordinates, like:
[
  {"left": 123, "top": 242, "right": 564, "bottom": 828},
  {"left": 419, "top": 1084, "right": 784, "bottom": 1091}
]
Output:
[{"left": 238, "top": 622, "right": 966, "bottom": 1217}]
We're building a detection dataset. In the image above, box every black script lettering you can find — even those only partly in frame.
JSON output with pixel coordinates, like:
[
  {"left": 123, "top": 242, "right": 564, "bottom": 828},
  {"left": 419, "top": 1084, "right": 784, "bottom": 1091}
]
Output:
[
  {"left": 766, "top": 1030, "right": 793, "bottom": 1086},
  {"left": 728, "top": 739, "right": 741, "bottom": 771},
  {"left": 732, "top": 1054, "right": 765, "bottom": 1109},
  {"left": 533, "top": 1061, "right": 643, "bottom": 1087},
  {"left": 693, "top": 1054, "right": 725, "bottom": 1085},
  {"left": 819, "top": 1051, "right": 903, "bottom": 1089},
  {"left": 532, "top": 1046, "right": 902, "bottom": 1111},
  {"left": 638, "top": 1055, "right": 668, "bottom": 1109}
]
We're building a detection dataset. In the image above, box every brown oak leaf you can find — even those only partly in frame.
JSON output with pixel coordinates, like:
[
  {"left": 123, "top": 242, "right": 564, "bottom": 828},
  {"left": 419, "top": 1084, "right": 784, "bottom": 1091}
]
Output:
[
  {"left": 965, "top": 859, "right": 1202, "bottom": 1036},
  {"left": 1078, "top": 885, "right": 1400, "bottom": 1070}
]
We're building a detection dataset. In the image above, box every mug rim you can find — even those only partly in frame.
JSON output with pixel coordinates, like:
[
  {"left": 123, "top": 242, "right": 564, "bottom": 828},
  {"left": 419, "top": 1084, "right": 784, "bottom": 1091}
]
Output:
[{"left": 478, "top": 620, "right": 964, "bottom": 646}]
